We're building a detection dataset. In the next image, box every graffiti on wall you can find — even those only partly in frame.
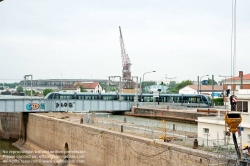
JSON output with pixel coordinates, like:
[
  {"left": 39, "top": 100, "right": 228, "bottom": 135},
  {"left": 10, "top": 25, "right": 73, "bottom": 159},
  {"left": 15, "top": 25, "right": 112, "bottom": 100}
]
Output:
[
  {"left": 26, "top": 103, "right": 45, "bottom": 111},
  {"left": 56, "top": 102, "right": 73, "bottom": 108}
]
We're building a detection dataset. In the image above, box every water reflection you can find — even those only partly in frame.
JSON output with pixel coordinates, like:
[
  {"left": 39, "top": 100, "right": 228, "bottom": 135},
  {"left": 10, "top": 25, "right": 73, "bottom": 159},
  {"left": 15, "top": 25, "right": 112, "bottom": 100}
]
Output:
[
  {"left": 81, "top": 113, "right": 197, "bottom": 133},
  {"left": 0, "top": 139, "right": 20, "bottom": 155}
]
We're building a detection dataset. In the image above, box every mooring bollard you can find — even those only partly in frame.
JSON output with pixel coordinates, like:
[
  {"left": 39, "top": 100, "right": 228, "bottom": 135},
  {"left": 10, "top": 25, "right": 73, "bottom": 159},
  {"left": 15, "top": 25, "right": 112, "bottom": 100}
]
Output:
[
  {"left": 124, "top": 117, "right": 127, "bottom": 123},
  {"left": 121, "top": 125, "right": 123, "bottom": 132},
  {"left": 80, "top": 118, "right": 83, "bottom": 124},
  {"left": 193, "top": 139, "right": 198, "bottom": 149},
  {"left": 173, "top": 124, "right": 175, "bottom": 131}
]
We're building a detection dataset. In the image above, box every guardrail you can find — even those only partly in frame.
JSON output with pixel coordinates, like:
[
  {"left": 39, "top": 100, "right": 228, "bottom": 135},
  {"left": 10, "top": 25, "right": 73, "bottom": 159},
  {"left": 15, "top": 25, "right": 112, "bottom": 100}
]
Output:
[{"left": 0, "top": 99, "right": 131, "bottom": 112}]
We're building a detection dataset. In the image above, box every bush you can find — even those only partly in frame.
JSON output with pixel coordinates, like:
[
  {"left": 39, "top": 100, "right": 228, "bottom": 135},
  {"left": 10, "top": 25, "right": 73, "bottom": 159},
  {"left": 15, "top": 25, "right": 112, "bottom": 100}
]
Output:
[{"left": 213, "top": 98, "right": 224, "bottom": 106}]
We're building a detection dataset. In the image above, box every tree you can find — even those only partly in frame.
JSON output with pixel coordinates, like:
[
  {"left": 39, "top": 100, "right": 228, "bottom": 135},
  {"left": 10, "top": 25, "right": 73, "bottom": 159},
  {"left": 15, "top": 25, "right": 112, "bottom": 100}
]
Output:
[
  {"left": 167, "top": 81, "right": 177, "bottom": 92},
  {"left": 208, "top": 78, "right": 218, "bottom": 85},
  {"left": 17, "top": 86, "right": 23, "bottom": 92},
  {"left": 172, "top": 80, "right": 193, "bottom": 93},
  {"left": 75, "top": 83, "right": 87, "bottom": 92},
  {"left": 25, "top": 90, "right": 36, "bottom": 96},
  {"left": 43, "top": 88, "right": 54, "bottom": 96}
]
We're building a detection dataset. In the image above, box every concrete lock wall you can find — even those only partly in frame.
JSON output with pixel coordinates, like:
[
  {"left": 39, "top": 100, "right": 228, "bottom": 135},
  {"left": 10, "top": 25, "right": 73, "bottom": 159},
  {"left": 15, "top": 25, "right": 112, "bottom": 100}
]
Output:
[
  {"left": 133, "top": 108, "right": 210, "bottom": 120},
  {"left": 24, "top": 113, "right": 210, "bottom": 166},
  {"left": 0, "top": 113, "right": 20, "bottom": 140}
]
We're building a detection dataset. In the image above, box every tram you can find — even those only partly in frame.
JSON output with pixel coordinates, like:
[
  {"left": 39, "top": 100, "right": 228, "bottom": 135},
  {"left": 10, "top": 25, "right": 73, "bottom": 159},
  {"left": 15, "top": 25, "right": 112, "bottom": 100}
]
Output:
[{"left": 45, "top": 92, "right": 212, "bottom": 108}]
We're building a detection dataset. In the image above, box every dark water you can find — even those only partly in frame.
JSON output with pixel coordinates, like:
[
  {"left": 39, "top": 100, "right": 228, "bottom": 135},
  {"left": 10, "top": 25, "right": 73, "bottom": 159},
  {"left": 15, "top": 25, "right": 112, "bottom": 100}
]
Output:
[{"left": 0, "top": 139, "right": 20, "bottom": 155}]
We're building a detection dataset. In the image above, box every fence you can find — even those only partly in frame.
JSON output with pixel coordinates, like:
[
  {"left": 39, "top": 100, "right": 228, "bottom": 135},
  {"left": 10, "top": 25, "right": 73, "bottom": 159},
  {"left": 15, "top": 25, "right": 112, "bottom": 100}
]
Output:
[{"left": 80, "top": 113, "right": 250, "bottom": 165}]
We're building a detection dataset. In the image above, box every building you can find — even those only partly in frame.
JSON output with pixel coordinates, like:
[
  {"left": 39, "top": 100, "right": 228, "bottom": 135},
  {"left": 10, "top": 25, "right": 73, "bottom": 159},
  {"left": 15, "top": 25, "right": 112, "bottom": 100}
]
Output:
[
  {"left": 61, "top": 86, "right": 80, "bottom": 93},
  {"left": 179, "top": 85, "right": 223, "bottom": 97},
  {"left": 74, "top": 82, "right": 104, "bottom": 93},
  {"left": 19, "top": 79, "right": 114, "bottom": 92},
  {"left": 197, "top": 72, "right": 250, "bottom": 148}
]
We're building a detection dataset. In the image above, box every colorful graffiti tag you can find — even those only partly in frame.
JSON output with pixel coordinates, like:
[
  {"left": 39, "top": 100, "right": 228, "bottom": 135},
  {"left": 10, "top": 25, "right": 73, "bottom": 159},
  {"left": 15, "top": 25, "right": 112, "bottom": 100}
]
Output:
[
  {"left": 26, "top": 103, "right": 45, "bottom": 111},
  {"left": 56, "top": 102, "right": 73, "bottom": 108}
]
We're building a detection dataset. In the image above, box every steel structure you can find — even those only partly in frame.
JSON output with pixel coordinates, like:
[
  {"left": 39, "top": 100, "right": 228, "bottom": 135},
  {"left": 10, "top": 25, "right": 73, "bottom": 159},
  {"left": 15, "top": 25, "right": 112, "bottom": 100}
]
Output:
[{"left": 119, "top": 26, "right": 134, "bottom": 89}]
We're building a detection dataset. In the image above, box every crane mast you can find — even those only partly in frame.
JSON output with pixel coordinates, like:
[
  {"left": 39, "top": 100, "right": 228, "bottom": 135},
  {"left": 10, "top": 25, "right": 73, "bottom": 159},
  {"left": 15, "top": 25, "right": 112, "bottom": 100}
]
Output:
[{"left": 119, "top": 26, "right": 134, "bottom": 89}]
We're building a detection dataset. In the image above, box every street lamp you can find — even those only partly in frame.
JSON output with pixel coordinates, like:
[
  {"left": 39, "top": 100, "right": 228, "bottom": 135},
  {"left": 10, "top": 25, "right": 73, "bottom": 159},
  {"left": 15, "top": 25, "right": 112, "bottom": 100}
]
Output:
[
  {"left": 140, "top": 71, "right": 156, "bottom": 101},
  {"left": 165, "top": 76, "right": 176, "bottom": 93},
  {"left": 141, "top": 71, "right": 156, "bottom": 93},
  {"left": 132, "top": 76, "right": 138, "bottom": 105},
  {"left": 199, "top": 75, "right": 209, "bottom": 94},
  {"left": 108, "top": 76, "right": 121, "bottom": 100},
  {"left": 165, "top": 77, "right": 177, "bottom": 84},
  {"left": 219, "top": 75, "right": 232, "bottom": 109},
  {"left": 24, "top": 74, "right": 33, "bottom": 99}
]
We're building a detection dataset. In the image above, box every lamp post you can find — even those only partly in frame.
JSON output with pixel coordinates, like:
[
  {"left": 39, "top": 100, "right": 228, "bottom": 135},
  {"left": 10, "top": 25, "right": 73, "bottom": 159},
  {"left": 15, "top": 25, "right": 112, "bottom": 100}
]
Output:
[
  {"left": 132, "top": 76, "right": 138, "bottom": 105},
  {"left": 219, "top": 75, "right": 232, "bottom": 109},
  {"left": 108, "top": 76, "right": 121, "bottom": 100},
  {"left": 165, "top": 77, "right": 177, "bottom": 85},
  {"left": 165, "top": 76, "right": 176, "bottom": 92},
  {"left": 199, "top": 75, "right": 209, "bottom": 94},
  {"left": 24, "top": 74, "right": 33, "bottom": 99},
  {"left": 61, "top": 73, "right": 62, "bottom": 91},
  {"left": 140, "top": 71, "right": 156, "bottom": 101},
  {"left": 165, "top": 77, "right": 176, "bottom": 104}
]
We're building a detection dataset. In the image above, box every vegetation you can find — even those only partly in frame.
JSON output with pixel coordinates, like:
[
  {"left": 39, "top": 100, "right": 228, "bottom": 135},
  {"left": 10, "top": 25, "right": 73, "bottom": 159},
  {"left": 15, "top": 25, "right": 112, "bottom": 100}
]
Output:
[
  {"left": 141, "top": 81, "right": 156, "bottom": 88},
  {"left": 24, "top": 90, "right": 37, "bottom": 96},
  {"left": 167, "top": 81, "right": 177, "bottom": 93},
  {"left": 75, "top": 83, "right": 87, "bottom": 92},
  {"left": 213, "top": 98, "right": 224, "bottom": 106},
  {"left": 43, "top": 88, "right": 55, "bottom": 96},
  {"left": 0, "top": 82, "right": 19, "bottom": 88},
  {"left": 17, "top": 86, "right": 24, "bottom": 92},
  {"left": 171, "top": 80, "right": 193, "bottom": 93},
  {"left": 208, "top": 78, "right": 218, "bottom": 85}
]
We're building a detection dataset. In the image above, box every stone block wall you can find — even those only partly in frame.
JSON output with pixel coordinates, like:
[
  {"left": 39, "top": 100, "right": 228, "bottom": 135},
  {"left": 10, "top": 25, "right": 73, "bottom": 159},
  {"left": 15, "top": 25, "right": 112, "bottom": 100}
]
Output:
[
  {"left": 133, "top": 108, "right": 210, "bottom": 119},
  {"left": 24, "top": 113, "right": 212, "bottom": 166},
  {"left": 0, "top": 113, "right": 20, "bottom": 140}
]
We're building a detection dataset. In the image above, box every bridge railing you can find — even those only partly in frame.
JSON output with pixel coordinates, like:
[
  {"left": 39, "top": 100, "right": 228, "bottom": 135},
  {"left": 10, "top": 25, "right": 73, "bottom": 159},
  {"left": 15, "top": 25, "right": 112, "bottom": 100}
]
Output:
[{"left": 0, "top": 99, "right": 131, "bottom": 112}]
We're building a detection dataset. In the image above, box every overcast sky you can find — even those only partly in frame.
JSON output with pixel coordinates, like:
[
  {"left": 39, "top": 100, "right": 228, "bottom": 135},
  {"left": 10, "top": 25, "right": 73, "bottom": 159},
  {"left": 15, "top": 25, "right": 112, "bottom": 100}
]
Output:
[{"left": 0, "top": 0, "right": 249, "bottom": 83}]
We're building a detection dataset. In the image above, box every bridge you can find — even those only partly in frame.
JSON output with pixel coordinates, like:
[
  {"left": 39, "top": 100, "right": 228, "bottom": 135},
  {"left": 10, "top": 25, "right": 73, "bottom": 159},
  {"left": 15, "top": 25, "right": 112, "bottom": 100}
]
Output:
[{"left": 0, "top": 98, "right": 131, "bottom": 112}]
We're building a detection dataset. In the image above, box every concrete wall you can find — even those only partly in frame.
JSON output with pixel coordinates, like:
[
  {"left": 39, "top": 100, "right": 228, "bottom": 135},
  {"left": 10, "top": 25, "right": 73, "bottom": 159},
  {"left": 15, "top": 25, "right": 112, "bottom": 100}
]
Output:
[
  {"left": 0, "top": 113, "right": 20, "bottom": 140},
  {"left": 23, "top": 113, "right": 211, "bottom": 166},
  {"left": 132, "top": 107, "right": 212, "bottom": 123}
]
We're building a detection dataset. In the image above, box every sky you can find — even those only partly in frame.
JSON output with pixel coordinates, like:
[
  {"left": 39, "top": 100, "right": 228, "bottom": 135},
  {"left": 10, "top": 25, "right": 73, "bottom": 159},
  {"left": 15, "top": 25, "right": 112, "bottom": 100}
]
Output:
[{"left": 0, "top": 0, "right": 250, "bottom": 84}]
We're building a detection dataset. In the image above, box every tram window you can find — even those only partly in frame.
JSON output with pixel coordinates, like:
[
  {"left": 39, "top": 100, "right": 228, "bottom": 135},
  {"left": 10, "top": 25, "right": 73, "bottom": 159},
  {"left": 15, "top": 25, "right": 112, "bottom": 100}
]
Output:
[
  {"left": 60, "top": 95, "right": 72, "bottom": 99},
  {"left": 188, "top": 97, "right": 197, "bottom": 103},
  {"left": 77, "top": 95, "right": 84, "bottom": 99},
  {"left": 144, "top": 97, "right": 153, "bottom": 102},
  {"left": 202, "top": 96, "right": 207, "bottom": 103},
  {"left": 47, "top": 93, "right": 54, "bottom": 99},
  {"left": 85, "top": 96, "right": 91, "bottom": 100},
  {"left": 120, "top": 96, "right": 126, "bottom": 101},
  {"left": 54, "top": 94, "right": 59, "bottom": 99},
  {"left": 173, "top": 97, "right": 180, "bottom": 103}
]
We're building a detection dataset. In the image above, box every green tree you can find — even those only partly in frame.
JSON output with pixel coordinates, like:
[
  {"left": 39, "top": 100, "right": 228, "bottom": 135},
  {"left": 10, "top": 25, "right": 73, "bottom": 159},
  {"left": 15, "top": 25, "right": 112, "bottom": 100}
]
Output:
[
  {"left": 43, "top": 88, "right": 54, "bottom": 96},
  {"left": 25, "top": 90, "right": 36, "bottom": 96},
  {"left": 167, "top": 81, "right": 177, "bottom": 93},
  {"left": 142, "top": 81, "right": 156, "bottom": 88},
  {"left": 172, "top": 80, "right": 193, "bottom": 93},
  {"left": 0, "top": 82, "right": 19, "bottom": 88},
  {"left": 208, "top": 78, "right": 218, "bottom": 85},
  {"left": 17, "top": 86, "right": 23, "bottom": 92},
  {"left": 75, "top": 83, "right": 87, "bottom": 92}
]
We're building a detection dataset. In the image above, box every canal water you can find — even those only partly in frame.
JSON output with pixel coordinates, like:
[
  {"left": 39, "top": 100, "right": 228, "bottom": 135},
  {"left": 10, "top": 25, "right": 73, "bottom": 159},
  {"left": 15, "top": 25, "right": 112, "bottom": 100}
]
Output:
[
  {"left": 84, "top": 113, "right": 197, "bottom": 133},
  {"left": 0, "top": 139, "right": 20, "bottom": 155}
]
